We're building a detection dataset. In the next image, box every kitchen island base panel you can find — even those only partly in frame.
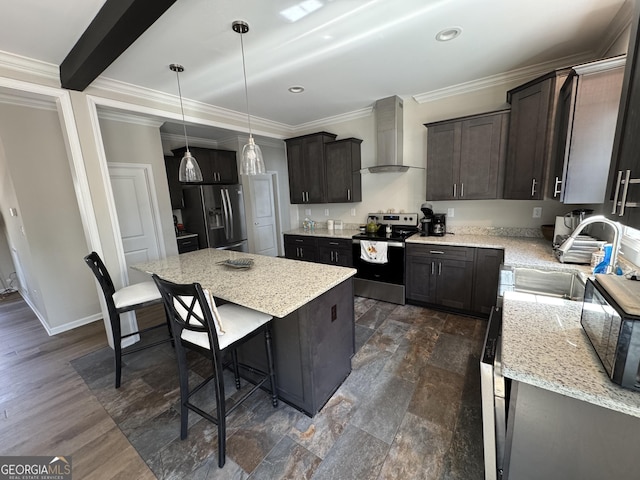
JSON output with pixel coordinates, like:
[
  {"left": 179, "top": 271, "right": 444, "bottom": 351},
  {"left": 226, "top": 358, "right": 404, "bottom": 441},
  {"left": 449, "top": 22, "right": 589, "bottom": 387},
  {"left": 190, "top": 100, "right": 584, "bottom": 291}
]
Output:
[
  {"left": 237, "top": 279, "right": 355, "bottom": 417},
  {"left": 505, "top": 381, "right": 640, "bottom": 480}
]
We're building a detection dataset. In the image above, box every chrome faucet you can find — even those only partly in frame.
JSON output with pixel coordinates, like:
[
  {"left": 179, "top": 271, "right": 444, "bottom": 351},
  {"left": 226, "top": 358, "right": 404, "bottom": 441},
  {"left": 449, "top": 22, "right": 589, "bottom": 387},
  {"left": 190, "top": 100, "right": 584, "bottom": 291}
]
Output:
[{"left": 556, "top": 215, "right": 623, "bottom": 274}]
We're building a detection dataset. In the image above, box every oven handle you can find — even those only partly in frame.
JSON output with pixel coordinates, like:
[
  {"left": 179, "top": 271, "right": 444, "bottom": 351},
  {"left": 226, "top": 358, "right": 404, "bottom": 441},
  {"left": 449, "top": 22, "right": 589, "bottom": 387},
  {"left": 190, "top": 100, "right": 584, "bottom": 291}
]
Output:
[{"left": 352, "top": 239, "right": 404, "bottom": 248}]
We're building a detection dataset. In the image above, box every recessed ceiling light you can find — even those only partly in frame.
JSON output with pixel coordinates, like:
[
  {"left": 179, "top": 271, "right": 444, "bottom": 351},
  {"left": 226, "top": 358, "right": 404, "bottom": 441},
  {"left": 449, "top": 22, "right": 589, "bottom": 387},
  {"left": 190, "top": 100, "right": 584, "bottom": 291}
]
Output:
[
  {"left": 435, "top": 27, "right": 462, "bottom": 42},
  {"left": 288, "top": 86, "right": 305, "bottom": 94}
]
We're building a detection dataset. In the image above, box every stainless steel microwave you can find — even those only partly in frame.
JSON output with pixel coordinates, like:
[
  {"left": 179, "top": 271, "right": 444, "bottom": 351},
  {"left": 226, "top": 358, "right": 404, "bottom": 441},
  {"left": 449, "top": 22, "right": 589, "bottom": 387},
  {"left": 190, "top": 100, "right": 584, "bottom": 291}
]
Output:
[{"left": 581, "top": 279, "right": 640, "bottom": 391}]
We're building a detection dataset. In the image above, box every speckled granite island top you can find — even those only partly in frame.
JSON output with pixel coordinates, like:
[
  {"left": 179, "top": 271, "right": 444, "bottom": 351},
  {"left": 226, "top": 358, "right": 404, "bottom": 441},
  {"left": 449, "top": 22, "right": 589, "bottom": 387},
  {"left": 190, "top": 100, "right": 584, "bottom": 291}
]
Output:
[
  {"left": 502, "top": 292, "right": 640, "bottom": 418},
  {"left": 132, "top": 249, "right": 356, "bottom": 318}
]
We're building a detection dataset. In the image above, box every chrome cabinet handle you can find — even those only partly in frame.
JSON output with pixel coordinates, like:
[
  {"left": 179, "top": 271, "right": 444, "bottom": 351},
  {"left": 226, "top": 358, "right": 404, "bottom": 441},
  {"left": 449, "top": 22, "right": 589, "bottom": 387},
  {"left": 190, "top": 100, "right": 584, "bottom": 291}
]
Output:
[
  {"left": 438, "top": 262, "right": 442, "bottom": 276},
  {"left": 335, "top": 251, "right": 339, "bottom": 263},
  {"left": 619, "top": 169, "right": 632, "bottom": 216},
  {"left": 429, "top": 250, "right": 445, "bottom": 254},
  {"left": 611, "top": 170, "right": 623, "bottom": 214},
  {"left": 554, "top": 177, "right": 562, "bottom": 197},
  {"left": 431, "top": 261, "right": 435, "bottom": 275},
  {"left": 460, "top": 183, "right": 464, "bottom": 198},
  {"left": 531, "top": 178, "right": 537, "bottom": 197},
  {"left": 453, "top": 184, "right": 457, "bottom": 198},
  {"left": 347, "top": 189, "right": 351, "bottom": 201}
]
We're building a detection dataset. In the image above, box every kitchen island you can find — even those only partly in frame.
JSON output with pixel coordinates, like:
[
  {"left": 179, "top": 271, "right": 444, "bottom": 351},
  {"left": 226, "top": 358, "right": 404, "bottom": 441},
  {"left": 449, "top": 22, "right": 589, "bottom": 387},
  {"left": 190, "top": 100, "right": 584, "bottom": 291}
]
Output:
[{"left": 133, "top": 248, "right": 357, "bottom": 416}]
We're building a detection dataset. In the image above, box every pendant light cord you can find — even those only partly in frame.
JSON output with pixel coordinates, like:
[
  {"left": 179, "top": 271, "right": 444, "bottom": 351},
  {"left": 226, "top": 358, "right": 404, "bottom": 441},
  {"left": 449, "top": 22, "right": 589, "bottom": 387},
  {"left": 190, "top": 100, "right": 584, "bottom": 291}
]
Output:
[
  {"left": 175, "top": 69, "right": 190, "bottom": 151},
  {"left": 239, "top": 32, "right": 253, "bottom": 138}
]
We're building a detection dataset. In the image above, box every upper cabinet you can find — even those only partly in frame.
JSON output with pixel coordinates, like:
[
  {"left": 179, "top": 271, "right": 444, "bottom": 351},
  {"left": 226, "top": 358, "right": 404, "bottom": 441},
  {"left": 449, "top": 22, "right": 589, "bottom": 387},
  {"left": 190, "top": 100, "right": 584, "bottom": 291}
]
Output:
[
  {"left": 425, "top": 109, "right": 509, "bottom": 200},
  {"left": 164, "top": 156, "right": 184, "bottom": 209},
  {"left": 606, "top": 2, "right": 640, "bottom": 229},
  {"left": 503, "top": 68, "right": 571, "bottom": 199},
  {"left": 551, "top": 57, "right": 625, "bottom": 204},
  {"left": 325, "top": 138, "right": 362, "bottom": 203},
  {"left": 172, "top": 146, "right": 238, "bottom": 185},
  {"left": 285, "top": 132, "right": 362, "bottom": 204}
]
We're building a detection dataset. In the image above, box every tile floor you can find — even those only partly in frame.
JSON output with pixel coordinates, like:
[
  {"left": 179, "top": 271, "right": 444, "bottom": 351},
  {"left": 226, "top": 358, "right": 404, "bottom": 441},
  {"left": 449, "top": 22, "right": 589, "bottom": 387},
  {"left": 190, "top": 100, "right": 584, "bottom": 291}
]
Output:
[{"left": 71, "top": 297, "right": 487, "bottom": 479}]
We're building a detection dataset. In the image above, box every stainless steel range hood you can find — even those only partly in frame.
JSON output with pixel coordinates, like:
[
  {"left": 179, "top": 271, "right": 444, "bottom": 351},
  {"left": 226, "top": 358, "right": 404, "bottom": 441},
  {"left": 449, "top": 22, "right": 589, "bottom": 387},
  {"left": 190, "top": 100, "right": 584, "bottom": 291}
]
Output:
[{"left": 368, "top": 95, "right": 410, "bottom": 173}]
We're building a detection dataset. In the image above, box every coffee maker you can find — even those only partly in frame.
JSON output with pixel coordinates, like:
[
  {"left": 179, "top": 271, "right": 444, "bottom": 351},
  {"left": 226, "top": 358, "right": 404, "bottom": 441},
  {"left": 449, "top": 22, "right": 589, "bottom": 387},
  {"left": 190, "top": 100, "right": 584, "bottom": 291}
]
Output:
[
  {"left": 431, "top": 213, "right": 446, "bottom": 236},
  {"left": 420, "top": 203, "right": 433, "bottom": 236}
]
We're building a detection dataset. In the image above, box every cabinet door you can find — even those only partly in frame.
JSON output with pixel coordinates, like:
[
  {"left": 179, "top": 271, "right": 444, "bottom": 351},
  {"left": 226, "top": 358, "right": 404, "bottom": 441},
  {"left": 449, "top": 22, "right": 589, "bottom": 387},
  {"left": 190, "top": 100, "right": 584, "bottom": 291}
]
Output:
[
  {"left": 504, "top": 80, "right": 553, "bottom": 199},
  {"left": 406, "top": 255, "right": 437, "bottom": 303},
  {"left": 164, "top": 156, "right": 183, "bottom": 209},
  {"left": 459, "top": 112, "right": 508, "bottom": 199},
  {"left": 551, "top": 76, "right": 576, "bottom": 200},
  {"left": 426, "top": 122, "right": 460, "bottom": 200},
  {"left": 211, "top": 149, "right": 238, "bottom": 184},
  {"left": 286, "top": 138, "right": 307, "bottom": 203},
  {"left": 472, "top": 248, "right": 504, "bottom": 315},
  {"left": 302, "top": 135, "right": 328, "bottom": 203},
  {"left": 325, "top": 139, "right": 362, "bottom": 203},
  {"left": 435, "top": 258, "right": 474, "bottom": 310}
]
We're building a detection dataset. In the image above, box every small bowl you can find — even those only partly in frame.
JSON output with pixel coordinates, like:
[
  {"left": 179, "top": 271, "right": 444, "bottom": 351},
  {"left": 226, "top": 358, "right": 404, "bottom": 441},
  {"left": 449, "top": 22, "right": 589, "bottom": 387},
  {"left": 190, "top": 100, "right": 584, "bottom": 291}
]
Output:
[{"left": 541, "top": 224, "right": 555, "bottom": 242}]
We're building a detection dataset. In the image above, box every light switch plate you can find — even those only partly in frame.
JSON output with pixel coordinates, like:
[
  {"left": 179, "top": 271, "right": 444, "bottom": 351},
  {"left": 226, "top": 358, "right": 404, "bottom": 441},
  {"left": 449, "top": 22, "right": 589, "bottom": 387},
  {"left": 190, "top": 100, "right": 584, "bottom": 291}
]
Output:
[
  {"left": 447, "top": 208, "right": 455, "bottom": 218},
  {"left": 533, "top": 207, "right": 542, "bottom": 218}
]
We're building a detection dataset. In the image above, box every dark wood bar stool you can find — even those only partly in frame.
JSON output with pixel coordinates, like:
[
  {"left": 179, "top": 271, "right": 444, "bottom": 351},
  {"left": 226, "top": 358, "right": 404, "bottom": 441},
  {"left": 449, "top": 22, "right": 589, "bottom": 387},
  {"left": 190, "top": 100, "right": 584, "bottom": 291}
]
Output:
[
  {"left": 84, "top": 251, "right": 172, "bottom": 388},
  {"left": 152, "top": 274, "right": 278, "bottom": 468}
]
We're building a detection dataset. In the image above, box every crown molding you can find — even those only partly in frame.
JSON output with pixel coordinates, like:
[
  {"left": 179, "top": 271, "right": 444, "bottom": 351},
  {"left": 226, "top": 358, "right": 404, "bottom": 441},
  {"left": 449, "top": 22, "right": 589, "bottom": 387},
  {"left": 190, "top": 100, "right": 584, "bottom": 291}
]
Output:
[
  {"left": 0, "top": 91, "right": 57, "bottom": 111},
  {"left": 413, "top": 51, "right": 597, "bottom": 104},
  {"left": 291, "top": 106, "right": 373, "bottom": 133},
  {"left": 160, "top": 131, "right": 219, "bottom": 150},
  {"left": 97, "top": 108, "right": 164, "bottom": 127},
  {"left": 0, "top": 50, "right": 60, "bottom": 84},
  {"left": 598, "top": 0, "right": 634, "bottom": 57}
]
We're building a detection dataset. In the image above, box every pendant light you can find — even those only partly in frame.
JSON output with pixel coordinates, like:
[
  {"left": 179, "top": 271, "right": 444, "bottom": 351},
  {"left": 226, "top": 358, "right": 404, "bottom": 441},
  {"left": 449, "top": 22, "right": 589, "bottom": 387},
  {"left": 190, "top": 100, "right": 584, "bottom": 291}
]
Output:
[
  {"left": 169, "top": 64, "right": 203, "bottom": 182},
  {"left": 233, "top": 20, "right": 266, "bottom": 175}
]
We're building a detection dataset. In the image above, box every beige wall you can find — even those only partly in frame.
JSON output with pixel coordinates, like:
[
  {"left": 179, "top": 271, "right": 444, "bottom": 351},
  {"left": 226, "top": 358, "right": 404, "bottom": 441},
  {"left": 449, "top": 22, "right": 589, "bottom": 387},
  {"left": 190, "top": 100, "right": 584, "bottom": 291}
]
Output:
[{"left": 0, "top": 103, "right": 99, "bottom": 330}]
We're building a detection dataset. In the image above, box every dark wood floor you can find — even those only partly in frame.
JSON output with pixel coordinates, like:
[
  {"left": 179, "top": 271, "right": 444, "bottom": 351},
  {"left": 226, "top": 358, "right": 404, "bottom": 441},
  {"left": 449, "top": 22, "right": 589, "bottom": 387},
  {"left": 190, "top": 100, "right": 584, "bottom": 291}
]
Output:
[{"left": 0, "top": 292, "right": 486, "bottom": 479}]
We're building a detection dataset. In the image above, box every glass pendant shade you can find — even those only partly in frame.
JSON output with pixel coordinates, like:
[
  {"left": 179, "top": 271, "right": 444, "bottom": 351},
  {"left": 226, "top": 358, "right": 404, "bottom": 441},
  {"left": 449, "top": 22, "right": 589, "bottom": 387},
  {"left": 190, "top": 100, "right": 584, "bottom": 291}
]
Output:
[
  {"left": 179, "top": 149, "right": 203, "bottom": 182},
  {"left": 241, "top": 136, "right": 265, "bottom": 175}
]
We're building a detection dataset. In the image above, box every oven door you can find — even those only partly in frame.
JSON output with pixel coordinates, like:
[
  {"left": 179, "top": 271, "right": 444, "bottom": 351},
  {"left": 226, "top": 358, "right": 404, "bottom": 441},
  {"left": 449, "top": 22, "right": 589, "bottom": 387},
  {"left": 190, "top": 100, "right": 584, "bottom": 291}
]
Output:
[{"left": 352, "top": 239, "right": 405, "bottom": 285}]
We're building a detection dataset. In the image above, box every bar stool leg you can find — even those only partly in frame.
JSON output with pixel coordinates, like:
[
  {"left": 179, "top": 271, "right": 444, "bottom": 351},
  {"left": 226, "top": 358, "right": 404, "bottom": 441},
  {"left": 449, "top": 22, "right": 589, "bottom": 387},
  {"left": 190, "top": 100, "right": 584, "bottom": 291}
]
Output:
[{"left": 264, "top": 326, "right": 278, "bottom": 407}]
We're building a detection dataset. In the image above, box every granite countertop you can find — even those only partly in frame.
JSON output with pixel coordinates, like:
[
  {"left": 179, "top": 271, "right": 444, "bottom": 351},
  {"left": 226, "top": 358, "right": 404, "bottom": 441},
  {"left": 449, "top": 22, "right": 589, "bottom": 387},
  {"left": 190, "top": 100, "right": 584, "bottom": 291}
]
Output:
[
  {"left": 407, "top": 233, "right": 593, "bottom": 274},
  {"left": 285, "top": 228, "right": 361, "bottom": 240},
  {"left": 502, "top": 292, "right": 640, "bottom": 418},
  {"left": 132, "top": 248, "right": 356, "bottom": 318}
]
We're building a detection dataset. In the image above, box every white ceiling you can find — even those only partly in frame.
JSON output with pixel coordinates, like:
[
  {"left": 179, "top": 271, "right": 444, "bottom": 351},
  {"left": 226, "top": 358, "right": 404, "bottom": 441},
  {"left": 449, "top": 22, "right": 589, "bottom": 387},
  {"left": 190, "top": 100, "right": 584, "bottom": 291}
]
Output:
[{"left": 0, "top": 0, "right": 631, "bottom": 129}]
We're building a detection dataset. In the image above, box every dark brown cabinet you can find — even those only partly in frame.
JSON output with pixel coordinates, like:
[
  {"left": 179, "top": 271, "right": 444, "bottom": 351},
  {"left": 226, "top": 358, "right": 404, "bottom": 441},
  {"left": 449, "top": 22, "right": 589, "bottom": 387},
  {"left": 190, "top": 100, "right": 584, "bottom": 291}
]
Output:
[
  {"left": 425, "top": 110, "right": 509, "bottom": 200},
  {"left": 164, "top": 156, "right": 184, "bottom": 209},
  {"left": 406, "top": 244, "right": 475, "bottom": 311},
  {"left": 172, "top": 146, "right": 238, "bottom": 185},
  {"left": 504, "top": 68, "right": 571, "bottom": 199},
  {"left": 606, "top": 2, "right": 640, "bottom": 228},
  {"left": 551, "top": 57, "right": 625, "bottom": 204},
  {"left": 285, "top": 132, "right": 337, "bottom": 204},
  {"left": 284, "top": 235, "right": 317, "bottom": 262},
  {"left": 472, "top": 248, "right": 504, "bottom": 315},
  {"left": 316, "top": 237, "right": 353, "bottom": 267},
  {"left": 406, "top": 243, "right": 503, "bottom": 316},
  {"left": 324, "top": 138, "right": 362, "bottom": 203},
  {"left": 176, "top": 234, "right": 199, "bottom": 253}
]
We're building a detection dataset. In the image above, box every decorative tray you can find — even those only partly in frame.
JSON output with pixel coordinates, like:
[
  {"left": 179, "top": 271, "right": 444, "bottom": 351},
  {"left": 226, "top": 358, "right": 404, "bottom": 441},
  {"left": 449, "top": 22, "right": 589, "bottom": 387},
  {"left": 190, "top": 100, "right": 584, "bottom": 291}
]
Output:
[{"left": 218, "top": 258, "right": 254, "bottom": 269}]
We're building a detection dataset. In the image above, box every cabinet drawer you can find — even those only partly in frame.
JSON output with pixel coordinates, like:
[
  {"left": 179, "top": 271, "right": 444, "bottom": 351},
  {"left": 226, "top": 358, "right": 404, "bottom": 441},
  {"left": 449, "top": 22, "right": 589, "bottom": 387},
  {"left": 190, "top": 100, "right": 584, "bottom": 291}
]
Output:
[
  {"left": 316, "top": 237, "right": 351, "bottom": 249},
  {"left": 406, "top": 243, "right": 475, "bottom": 262},
  {"left": 284, "top": 235, "right": 318, "bottom": 247},
  {"left": 177, "top": 236, "right": 199, "bottom": 253}
]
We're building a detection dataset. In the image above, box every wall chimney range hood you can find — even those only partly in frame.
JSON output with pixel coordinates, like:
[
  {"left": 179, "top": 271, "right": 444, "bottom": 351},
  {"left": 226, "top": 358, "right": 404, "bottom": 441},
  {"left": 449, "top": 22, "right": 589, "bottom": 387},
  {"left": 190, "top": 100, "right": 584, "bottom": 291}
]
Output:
[{"left": 368, "top": 95, "right": 410, "bottom": 173}]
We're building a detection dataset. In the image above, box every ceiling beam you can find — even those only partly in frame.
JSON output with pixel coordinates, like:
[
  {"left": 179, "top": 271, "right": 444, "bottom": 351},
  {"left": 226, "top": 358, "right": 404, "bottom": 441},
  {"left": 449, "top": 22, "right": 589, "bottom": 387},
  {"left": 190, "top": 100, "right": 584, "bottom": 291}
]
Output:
[{"left": 60, "top": 0, "right": 178, "bottom": 91}]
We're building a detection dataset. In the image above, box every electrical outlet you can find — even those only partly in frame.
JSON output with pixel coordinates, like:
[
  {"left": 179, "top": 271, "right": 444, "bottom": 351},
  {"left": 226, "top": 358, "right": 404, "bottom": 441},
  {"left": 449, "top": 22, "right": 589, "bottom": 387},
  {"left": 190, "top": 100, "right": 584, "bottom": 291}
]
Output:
[
  {"left": 350, "top": 208, "right": 356, "bottom": 217},
  {"left": 324, "top": 208, "right": 330, "bottom": 216},
  {"left": 533, "top": 207, "right": 542, "bottom": 218},
  {"left": 447, "top": 208, "right": 455, "bottom": 218}
]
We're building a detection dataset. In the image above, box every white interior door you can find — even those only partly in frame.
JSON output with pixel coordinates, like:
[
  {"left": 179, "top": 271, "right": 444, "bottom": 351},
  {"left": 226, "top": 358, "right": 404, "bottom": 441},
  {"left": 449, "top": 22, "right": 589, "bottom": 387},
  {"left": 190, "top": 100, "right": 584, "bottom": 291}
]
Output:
[
  {"left": 108, "top": 164, "right": 161, "bottom": 284},
  {"left": 244, "top": 173, "right": 278, "bottom": 257}
]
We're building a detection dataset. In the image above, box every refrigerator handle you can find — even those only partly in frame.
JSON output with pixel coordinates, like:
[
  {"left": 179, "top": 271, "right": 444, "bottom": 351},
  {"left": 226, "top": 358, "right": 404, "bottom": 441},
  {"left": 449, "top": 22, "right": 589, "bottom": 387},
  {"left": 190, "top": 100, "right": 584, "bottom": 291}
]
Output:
[
  {"left": 225, "top": 188, "right": 234, "bottom": 240},
  {"left": 220, "top": 189, "right": 230, "bottom": 241}
]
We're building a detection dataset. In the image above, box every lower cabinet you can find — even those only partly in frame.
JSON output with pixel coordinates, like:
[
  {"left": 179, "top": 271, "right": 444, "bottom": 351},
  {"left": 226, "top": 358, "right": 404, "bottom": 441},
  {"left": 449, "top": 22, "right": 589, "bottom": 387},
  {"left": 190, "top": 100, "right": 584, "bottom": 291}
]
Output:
[
  {"left": 284, "top": 234, "right": 353, "bottom": 267},
  {"left": 406, "top": 243, "right": 503, "bottom": 316},
  {"left": 177, "top": 234, "right": 199, "bottom": 253}
]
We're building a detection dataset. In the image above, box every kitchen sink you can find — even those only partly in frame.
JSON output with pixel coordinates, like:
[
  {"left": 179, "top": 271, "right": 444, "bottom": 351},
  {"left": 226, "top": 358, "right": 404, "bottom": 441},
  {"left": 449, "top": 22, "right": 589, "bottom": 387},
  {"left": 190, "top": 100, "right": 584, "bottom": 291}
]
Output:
[{"left": 498, "top": 266, "right": 585, "bottom": 302}]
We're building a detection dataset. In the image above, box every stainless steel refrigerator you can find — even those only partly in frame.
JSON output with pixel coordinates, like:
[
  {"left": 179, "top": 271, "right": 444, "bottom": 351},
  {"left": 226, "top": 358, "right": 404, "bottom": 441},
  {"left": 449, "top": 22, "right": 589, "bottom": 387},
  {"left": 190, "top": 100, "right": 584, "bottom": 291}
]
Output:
[{"left": 181, "top": 185, "right": 248, "bottom": 252}]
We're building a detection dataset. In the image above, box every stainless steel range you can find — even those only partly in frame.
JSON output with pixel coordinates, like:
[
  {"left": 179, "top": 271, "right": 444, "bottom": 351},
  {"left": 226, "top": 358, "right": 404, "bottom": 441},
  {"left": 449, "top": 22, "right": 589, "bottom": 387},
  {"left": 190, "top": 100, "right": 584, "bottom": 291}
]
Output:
[{"left": 352, "top": 213, "right": 419, "bottom": 304}]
